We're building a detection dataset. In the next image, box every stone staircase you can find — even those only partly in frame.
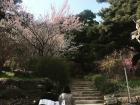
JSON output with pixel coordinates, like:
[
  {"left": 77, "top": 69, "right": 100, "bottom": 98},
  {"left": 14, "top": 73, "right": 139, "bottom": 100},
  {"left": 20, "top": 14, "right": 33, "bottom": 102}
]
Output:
[{"left": 71, "top": 79, "right": 104, "bottom": 105}]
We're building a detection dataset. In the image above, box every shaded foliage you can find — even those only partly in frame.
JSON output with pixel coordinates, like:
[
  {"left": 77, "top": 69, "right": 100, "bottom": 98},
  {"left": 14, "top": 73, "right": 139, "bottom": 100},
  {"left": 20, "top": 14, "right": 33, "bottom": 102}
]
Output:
[
  {"left": 25, "top": 56, "right": 71, "bottom": 86},
  {"left": 65, "top": 10, "right": 100, "bottom": 73},
  {"left": 66, "top": 0, "right": 140, "bottom": 74},
  {"left": 91, "top": 74, "right": 119, "bottom": 94},
  {"left": 77, "top": 9, "right": 97, "bottom": 25}
]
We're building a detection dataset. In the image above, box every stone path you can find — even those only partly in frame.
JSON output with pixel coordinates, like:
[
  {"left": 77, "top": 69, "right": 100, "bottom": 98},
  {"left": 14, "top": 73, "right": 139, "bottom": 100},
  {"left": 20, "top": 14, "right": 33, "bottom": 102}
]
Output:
[{"left": 71, "top": 79, "right": 104, "bottom": 105}]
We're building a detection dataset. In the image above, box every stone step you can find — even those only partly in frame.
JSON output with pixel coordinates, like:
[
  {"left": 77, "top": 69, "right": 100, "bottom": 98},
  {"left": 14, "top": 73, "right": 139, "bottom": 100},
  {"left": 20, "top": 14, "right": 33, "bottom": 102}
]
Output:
[
  {"left": 72, "top": 80, "right": 91, "bottom": 82},
  {"left": 72, "top": 82, "right": 91, "bottom": 84},
  {"left": 72, "top": 90, "right": 98, "bottom": 93},
  {"left": 74, "top": 96, "right": 103, "bottom": 100},
  {"left": 72, "top": 84, "right": 91, "bottom": 87},
  {"left": 72, "top": 92, "right": 101, "bottom": 95},
  {"left": 72, "top": 87, "right": 96, "bottom": 90},
  {"left": 72, "top": 91, "right": 101, "bottom": 94},
  {"left": 72, "top": 79, "right": 103, "bottom": 105},
  {"left": 72, "top": 87, "right": 94, "bottom": 89},
  {"left": 76, "top": 104, "right": 104, "bottom": 105},
  {"left": 73, "top": 94, "right": 102, "bottom": 97},
  {"left": 71, "top": 84, "right": 96, "bottom": 89},
  {"left": 72, "top": 89, "right": 98, "bottom": 92},
  {"left": 72, "top": 88, "right": 95, "bottom": 91},
  {"left": 75, "top": 100, "right": 104, "bottom": 104},
  {"left": 72, "top": 94, "right": 101, "bottom": 96},
  {"left": 72, "top": 92, "right": 102, "bottom": 97},
  {"left": 72, "top": 86, "right": 94, "bottom": 88},
  {"left": 72, "top": 81, "right": 91, "bottom": 83},
  {"left": 72, "top": 86, "right": 95, "bottom": 89},
  {"left": 72, "top": 83, "right": 91, "bottom": 85}
]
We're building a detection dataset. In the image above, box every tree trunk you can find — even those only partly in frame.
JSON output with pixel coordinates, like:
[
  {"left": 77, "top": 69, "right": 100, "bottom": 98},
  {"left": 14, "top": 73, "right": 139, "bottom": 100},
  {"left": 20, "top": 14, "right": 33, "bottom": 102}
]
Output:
[{"left": 38, "top": 48, "right": 44, "bottom": 56}]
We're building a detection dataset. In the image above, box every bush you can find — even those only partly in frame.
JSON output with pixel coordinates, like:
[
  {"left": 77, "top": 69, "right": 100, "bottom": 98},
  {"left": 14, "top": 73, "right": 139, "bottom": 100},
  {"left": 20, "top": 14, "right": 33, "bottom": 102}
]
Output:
[
  {"left": 0, "top": 78, "right": 58, "bottom": 99},
  {"left": 98, "top": 49, "right": 132, "bottom": 80},
  {"left": 14, "top": 70, "right": 33, "bottom": 78},
  {"left": 25, "top": 56, "right": 71, "bottom": 86},
  {"left": 0, "top": 71, "right": 15, "bottom": 78},
  {"left": 92, "top": 74, "right": 119, "bottom": 94},
  {"left": 118, "top": 79, "right": 140, "bottom": 88},
  {"left": 92, "top": 74, "right": 107, "bottom": 91},
  {"left": 104, "top": 80, "right": 120, "bottom": 94},
  {"left": 129, "top": 80, "right": 140, "bottom": 88},
  {"left": 84, "top": 73, "right": 95, "bottom": 81}
]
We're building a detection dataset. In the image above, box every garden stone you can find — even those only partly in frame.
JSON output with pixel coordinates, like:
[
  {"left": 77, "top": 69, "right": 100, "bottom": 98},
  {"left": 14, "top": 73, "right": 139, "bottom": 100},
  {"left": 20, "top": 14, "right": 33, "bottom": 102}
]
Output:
[{"left": 104, "top": 94, "right": 120, "bottom": 105}]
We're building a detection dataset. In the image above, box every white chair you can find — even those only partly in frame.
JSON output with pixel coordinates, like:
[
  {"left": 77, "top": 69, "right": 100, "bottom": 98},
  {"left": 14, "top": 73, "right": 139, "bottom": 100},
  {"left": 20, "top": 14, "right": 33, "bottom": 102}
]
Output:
[
  {"left": 39, "top": 99, "right": 54, "bottom": 105},
  {"left": 54, "top": 101, "right": 59, "bottom": 105}
]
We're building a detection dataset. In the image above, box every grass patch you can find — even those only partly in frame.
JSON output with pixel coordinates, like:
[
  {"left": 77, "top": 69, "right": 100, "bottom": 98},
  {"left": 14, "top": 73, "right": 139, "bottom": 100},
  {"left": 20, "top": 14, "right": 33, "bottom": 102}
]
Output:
[
  {"left": 86, "top": 74, "right": 140, "bottom": 94},
  {"left": 118, "top": 79, "right": 140, "bottom": 89},
  {"left": 0, "top": 71, "right": 15, "bottom": 78}
]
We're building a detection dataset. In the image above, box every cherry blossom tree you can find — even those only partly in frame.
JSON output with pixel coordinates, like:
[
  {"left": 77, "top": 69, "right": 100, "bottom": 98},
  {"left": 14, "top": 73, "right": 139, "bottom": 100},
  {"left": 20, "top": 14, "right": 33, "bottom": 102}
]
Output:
[
  {"left": 0, "top": 0, "right": 22, "bottom": 69},
  {"left": 15, "top": 0, "right": 83, "bottom": 56},
  {"left": 0, "top": 0, "right": 83, "bottom": 69}
]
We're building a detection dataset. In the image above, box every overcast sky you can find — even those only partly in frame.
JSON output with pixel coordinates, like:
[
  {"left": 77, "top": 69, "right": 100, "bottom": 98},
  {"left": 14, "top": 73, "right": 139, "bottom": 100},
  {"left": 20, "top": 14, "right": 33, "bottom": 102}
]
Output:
[{"left": 22, "top": 0, "right": 109, "bottom": 21}]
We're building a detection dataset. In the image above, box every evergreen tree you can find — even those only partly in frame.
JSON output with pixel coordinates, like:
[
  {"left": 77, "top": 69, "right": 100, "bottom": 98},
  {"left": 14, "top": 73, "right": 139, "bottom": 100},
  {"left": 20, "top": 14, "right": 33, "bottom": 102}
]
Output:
[
  {"left": 97, "top": 0, "right": 140, "bottom": 52},
  {"left": 65, "top": 10, "right": 100, "bottom": 73},
  {"left": 136, "top": 1, "right": 140, "bottom": 19}
]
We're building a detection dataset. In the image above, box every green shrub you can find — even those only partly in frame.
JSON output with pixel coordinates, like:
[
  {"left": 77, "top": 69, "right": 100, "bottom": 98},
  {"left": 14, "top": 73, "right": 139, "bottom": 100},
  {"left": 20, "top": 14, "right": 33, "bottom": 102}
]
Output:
[
  {"left": 129, "top": 80, "right": 140, "bottom": 88},
  {"left": 0, "top": 78, "right": 59, "bottom": 100},
  {"left": 14, "top": 71, "right": 33, "bottom": 78},
  {"left": 92, "top": 74, "right": 119, "bottom": 94},
  {"left": 84, "top": 73, "right": 96, "bottom": 80},
  {"left": 0, "top": 71, "right": 15, "bottom": 78},
  {"left": 93, "top": 74, "right": 107, "bottom": 91},
  {"left": 25, "top": 56, "right": 70, "bottom": 86},
  {"left": 104, "top": 80, "right": 120, "bottom": 94},
  {"left": 118, "top": 79, "right": 140, "bottom": 88},
  {"left": 25, "top": 57, "right": 38, "bottom": 71}
]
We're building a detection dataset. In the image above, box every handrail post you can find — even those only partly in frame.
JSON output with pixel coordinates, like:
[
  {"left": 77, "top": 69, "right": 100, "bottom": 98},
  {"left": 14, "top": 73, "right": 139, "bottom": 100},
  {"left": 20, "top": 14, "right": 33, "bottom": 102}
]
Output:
[{"left": 124, "top": 67, "right": 131, "bottom": 103}]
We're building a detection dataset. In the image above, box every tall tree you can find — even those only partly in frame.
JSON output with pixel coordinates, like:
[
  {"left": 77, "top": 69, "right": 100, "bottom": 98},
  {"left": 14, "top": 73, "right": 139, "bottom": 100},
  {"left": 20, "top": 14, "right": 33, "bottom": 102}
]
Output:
[
  {"left": 65, "top": 10, "right": 100, "bottom": 73},
  {"left": 77, "top": 10, "right": 97, "bottom": 26},
  {"left": 14, "top": 0, "right": 83, "bottom": 57},
  {"left": 97, "top": 0, "right": 140, "bottom": 54},
  {"left": 0, "top": 0, "right": 22, "bottom": 69},
  {"left": 0, "top": 0, "right": 22, "bottom": 20},
  {"left": 136, "top": 1, "right": 140, "bottom": 19}
]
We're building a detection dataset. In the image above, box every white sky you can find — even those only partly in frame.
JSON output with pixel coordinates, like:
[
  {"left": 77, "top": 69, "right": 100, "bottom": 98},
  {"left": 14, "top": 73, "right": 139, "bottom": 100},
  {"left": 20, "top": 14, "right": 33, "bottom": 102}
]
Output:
[{"left": 22, "top": 0, "right": 109, "bottom": 21}]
